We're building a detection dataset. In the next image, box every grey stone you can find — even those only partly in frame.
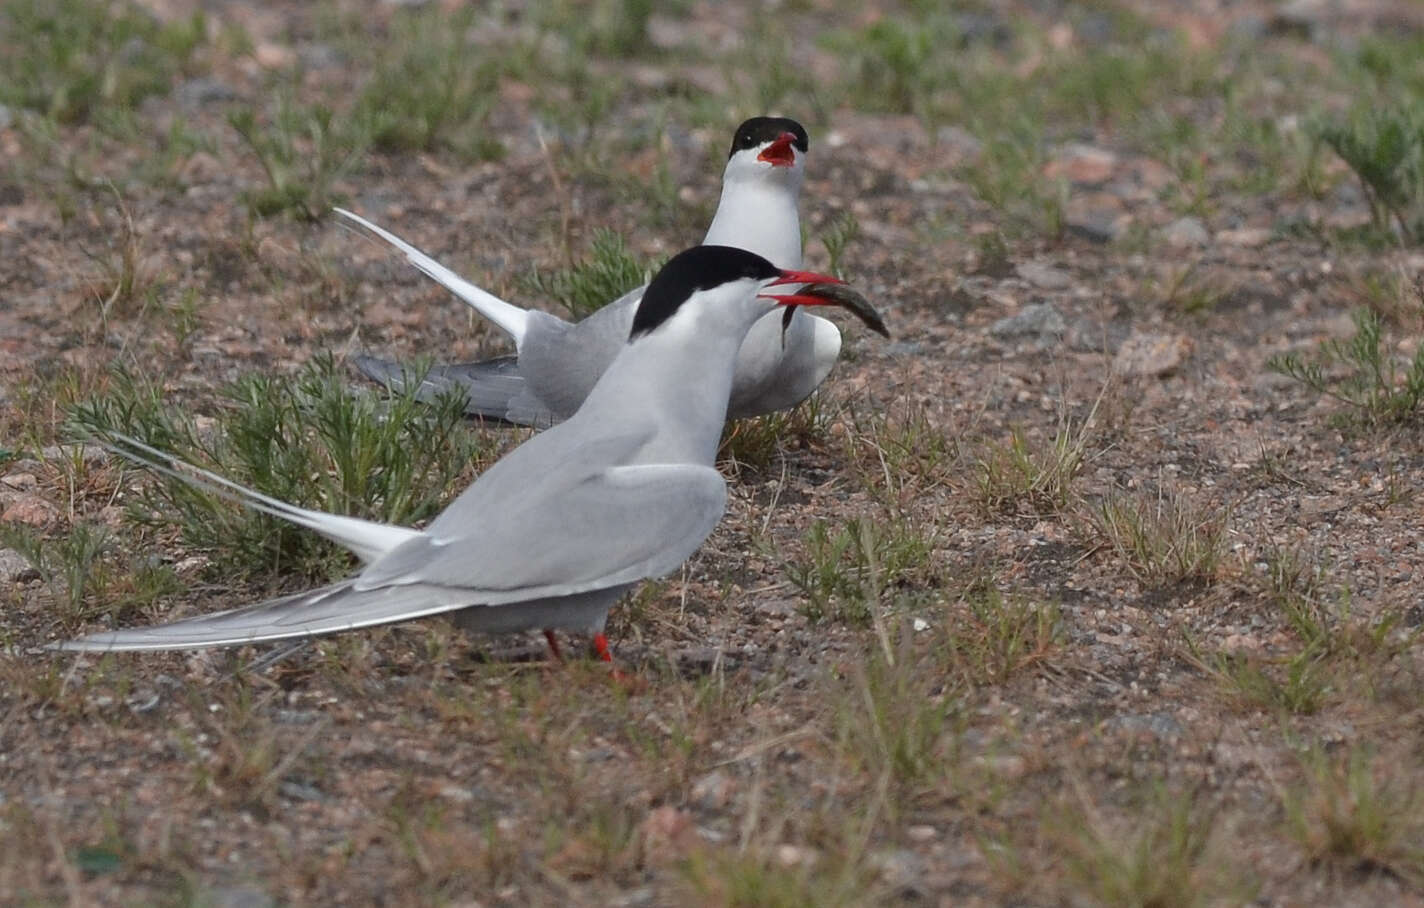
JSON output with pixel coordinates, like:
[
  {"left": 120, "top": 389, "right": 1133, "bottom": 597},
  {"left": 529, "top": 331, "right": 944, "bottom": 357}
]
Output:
[
  {"left": 119, "top": 36, "right": 151, "bottom": 64},
  {"left": 1076, "top": 11, "right": 1118, "bottom": 45},
  {"left": 176, "top": 77, "right": 238, "bottom": 109},
  {"left": 1161, "top": 216, "right": 1210, "bottom": 248},
  {"left": 1065, "top": 209, "right": 1126, "bottom": 243},
  {"left": 752, "top": 596, "right": 799, "bottom": 617},
  {"left": 0, "top": 548, "right": 38, "bottom": 583},
  {"left": 202, "top": 886, "right": 274, "bottom": 908},
  {"left": 990, "top": 304, "right": 1066, "bottom": 344},
  {"left": 1113, "top": 331, "right": 1192, "bottom": 377},
  {"left": 610, "top": 888, "right": 656, "bottom": 907},
  {"left": 1229, "top": 14, "right": 1269, "bottom": 41},
  {"left": 279, "top": 780, "right": 326, "bottom": 802},
  {"left": 155, "top": 673, "right": 185, "bottom": 691},
  {"left": 1067, "top": 318, "right": 1132, "bottom": 354},
  {"left": 1049, "top": 143, "right": 1118, "bottom": 184},
  {"left": 955, "top": 12, "right": 1013, "bottom": 46},
  {"left": 1015, "top": 261, "right": 1072, "bottom": 290},
  {"left": 297, "top": 43, "right": 340, "bottom": 71},
  {"left": 1107, "top": 712, "right": 1183, "bottom": 739},
  {"left": 870, "top": 848, "right": 927, "bottom": 891},
  {"left": 1271, "top": 0, "right": 1328, "bottom": 38},
  {"left": 0, "top": 105, "right": 11, "bottom": 131},
  {"left": 691, "top": 770, "right": 734, "bottom": 810},
  {"left": 39, "top": 444, "right": 107, "bottom": 465},
  {"left": 126, "top": 691, "right": 162, "bottom": 713},
  {"left": 886, "top": 340, "right": 927, "bottom": 356},
  {"left": 1216, "top": 227, "right": 1272, "bottom": 247},
  {"left": 274, "top": 709, "right": 324, "bottom": 725},
  {"left": 935, "top": 124, "right": 983, "bottom": 161}
]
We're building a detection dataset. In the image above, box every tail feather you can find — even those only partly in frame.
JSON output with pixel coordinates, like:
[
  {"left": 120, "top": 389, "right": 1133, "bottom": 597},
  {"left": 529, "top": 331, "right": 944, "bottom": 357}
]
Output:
[
  {"left": 334, "top": 207, "right": 529, "bottom": 344},
  {"left": 95, "top": 433, "right": 420, "bottom": 563},
  {"left": 353, "top": 355, "right": 535, "bottom": 426},
  {"left": 53, "top": 580, "right": 483, "bottom": 652}
]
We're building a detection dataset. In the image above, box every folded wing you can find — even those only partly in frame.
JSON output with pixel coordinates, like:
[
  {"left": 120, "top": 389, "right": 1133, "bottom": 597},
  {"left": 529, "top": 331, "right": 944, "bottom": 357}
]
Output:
[{"left": 58, "top": 454, "right": 726, "bottom": 651}]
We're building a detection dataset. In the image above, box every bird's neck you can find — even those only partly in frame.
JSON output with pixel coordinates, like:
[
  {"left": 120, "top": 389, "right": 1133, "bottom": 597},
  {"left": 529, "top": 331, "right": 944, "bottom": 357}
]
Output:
[
  {"left": 585, "top": 306, "right": 765, "bottom": 466},
  {"left": 703, "top": 178, "right": 802, "bottom": 268}
]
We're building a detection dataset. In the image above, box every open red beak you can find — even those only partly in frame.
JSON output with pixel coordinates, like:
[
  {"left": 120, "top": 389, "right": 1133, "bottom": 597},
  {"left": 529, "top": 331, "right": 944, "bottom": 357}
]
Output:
[
  {"left": 758, "top": 269, "right": 843, "bottom": 306},
  {"left": 759, "top": 272, "right": 890, "bottom": 338},
  {"left": 756, "top": 132, "right": 798, "bottom": 167}
]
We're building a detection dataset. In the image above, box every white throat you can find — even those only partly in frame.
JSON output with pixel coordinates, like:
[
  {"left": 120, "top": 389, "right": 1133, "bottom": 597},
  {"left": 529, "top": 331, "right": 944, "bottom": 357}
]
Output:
[
  {"left": 583, "top": 283, "right": 773, "bottom": 465},
  {"left": 702, "top": 155, "right": 804, "bottom": 269}
]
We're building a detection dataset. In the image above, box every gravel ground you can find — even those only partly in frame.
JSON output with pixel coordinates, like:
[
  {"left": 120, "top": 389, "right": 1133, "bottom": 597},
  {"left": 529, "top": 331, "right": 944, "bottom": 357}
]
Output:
[{"left": 2, "top": 1, "right": 1423, "bottom": 904}]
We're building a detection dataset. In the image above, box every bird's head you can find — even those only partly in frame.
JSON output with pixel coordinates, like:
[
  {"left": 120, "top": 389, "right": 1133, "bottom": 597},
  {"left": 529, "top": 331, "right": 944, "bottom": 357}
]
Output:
[
  {"left": 629, "top": 245, "right": 888, "bottom": 342},
  {"left": 724, "top": 116, "right": 808, "bottom": 188}
]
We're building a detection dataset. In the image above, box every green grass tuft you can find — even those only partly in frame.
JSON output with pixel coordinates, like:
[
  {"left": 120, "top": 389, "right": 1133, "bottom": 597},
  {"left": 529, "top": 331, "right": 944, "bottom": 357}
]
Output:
[
  {"left": 786, "top": 515, "right": 936, "bottom": 626},
  {"left": 974, "top": 425, "right": 1088, "bottom": 517},
  {"left": 65, "top": 354, "right": 493, "bottom": 583},
  {"left": 831, "top": 641, "right": 960, "bottom": 799},
  {"left": 819, "top": 16, "right": 962, "bottom": 124},
  {"left": 353, "top": 6, "right": 505, "bottom": 162},
  {"left": 1202, "top": 647, "right": 1331, "bottom": 716},
  {"left": 1285, "top": 745, "right": 1424, "bottom": 884},
  {"left": 1267, "top": 303, "right": 1424, "bottom": 427},
  {"left": 1314, "top": 102, "right": 1424, "bottom": 243},
  {"left": 939, "top": 581, "right": 1062, "bottom": 685},
  {"left": 1090, "top": 488, "right": 1228, "bottom": 587},
  {"left": 1053, "top": 782, "right": 1245, "bottom": 907},
  {"left": 718, "top": 395, "right": 831, "bottom": 474},
  {"left": 956, "top": 124, "right": 1066, "bottom": 239},
  {"left": 521, "top": 229, "right": 660, "bottom": 319},
  {"left": 229, "top": 96, "right": 371, "bottom": 221},
  {"left": 0, "top": 0, "right": 205, "bottom": 124},
  {"left": 819, "top": 211, "right": 860, "bottom": 280}
]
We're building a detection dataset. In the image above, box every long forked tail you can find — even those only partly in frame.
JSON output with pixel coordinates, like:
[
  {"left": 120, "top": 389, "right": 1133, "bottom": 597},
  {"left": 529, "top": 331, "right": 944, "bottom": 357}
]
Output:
[
  {"left": 334, "top": 207, "right": 530, "bottom": 345},
  {"left": 95, "top": 432, "right": 420, "bottom": 563},
  {"left": 53, "top": 579, "right": 481, "bottom": 652},
  {"left": 352, "top": 354, "right": 547, "bottom": 427}
]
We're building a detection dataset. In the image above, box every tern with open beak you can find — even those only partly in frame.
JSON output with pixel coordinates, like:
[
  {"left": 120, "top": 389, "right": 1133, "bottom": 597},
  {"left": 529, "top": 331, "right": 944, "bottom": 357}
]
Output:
[
  {"left": 58, "top": 246, "right": 888, "bottom": 659},
  {"left": 345, "top": 117, "right": 846, "bottom": 427}
]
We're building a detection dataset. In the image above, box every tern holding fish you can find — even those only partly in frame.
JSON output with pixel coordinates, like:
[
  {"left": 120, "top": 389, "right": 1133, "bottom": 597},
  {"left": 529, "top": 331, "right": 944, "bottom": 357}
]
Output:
[{"left": 58, "top": 246, "right": 888, "bottom": 659}]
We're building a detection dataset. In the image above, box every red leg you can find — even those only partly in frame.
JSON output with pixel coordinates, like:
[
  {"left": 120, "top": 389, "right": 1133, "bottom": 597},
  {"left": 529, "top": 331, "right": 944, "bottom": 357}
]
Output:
[
  {"left": 592, "top": 633, "right": 640, "bottom": 687},
  {"left": 591, "top": 632, "right": 614, "bottom": 662},
  {"left": 543, "top": 629, "right": 564, "bottom": 662}
]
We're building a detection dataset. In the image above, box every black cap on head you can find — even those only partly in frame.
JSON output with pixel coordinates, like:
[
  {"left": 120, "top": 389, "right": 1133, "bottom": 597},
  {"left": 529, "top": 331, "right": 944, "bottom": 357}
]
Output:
[
  {"left": 630, "top": 245, "right": 780, "bottom": 339},
  {"left": 728, "top": 116, "right": 809, "bottom": 159}
]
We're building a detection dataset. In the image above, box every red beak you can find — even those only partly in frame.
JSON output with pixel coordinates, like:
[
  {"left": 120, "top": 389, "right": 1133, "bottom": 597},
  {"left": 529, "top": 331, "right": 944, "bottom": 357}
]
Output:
[
  {"left": 756, "top": 132, "right": 798, "bottom": 167},
  {"left": 758, "top": 268, "right": 843, "bottom": 306}
]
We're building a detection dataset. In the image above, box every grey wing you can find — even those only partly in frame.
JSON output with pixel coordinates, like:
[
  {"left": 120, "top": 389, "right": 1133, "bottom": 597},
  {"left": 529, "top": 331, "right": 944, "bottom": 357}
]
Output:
[
  {"left": 518, "top": 292, "right": 642, "bottom": 419},
  {"left": 55, "top": 580, "right": 484, "bottom": 651},
  {"left": 58, "top": 463, "right": 727, "bottom": 652},
  {"left": 352, "top": 354, "right": 531, "bottom": 424},
  {"left": 421, "top": 288, "right": 644, "bottom": 426},
  {"left": 357, "top": 462, "right": 728, "bottom": 600},
  {"left": 353, "top": 354, "right": 535, "bottom": 429}
]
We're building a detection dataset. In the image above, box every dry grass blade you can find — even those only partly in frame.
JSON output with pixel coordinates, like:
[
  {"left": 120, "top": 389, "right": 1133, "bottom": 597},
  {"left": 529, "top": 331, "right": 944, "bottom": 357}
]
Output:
[{"left": 1088, "top": 487, "right": 1229, "bottom": 586}]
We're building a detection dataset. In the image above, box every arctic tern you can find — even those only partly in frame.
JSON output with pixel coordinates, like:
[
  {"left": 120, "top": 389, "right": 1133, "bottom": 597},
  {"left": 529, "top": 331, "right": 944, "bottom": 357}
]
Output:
[
  {"left": 57, "top": 246, "right": 888, "bottom": 659},
  {"left": 345, "top": 116, "right": 845, "bottom": 427}
]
